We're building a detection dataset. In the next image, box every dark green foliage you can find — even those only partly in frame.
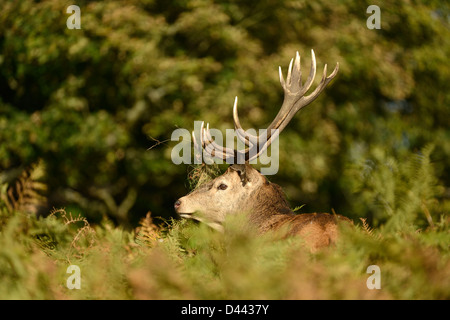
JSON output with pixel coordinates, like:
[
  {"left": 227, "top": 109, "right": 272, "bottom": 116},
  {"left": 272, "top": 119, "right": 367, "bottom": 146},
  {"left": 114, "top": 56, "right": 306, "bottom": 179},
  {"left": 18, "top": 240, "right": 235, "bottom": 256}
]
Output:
[
  {"left": 0, "top": 0, "right": 449, "bottom": 299},
  {"left": 1, "top": 0, "right": 449, "bottom": 224}
]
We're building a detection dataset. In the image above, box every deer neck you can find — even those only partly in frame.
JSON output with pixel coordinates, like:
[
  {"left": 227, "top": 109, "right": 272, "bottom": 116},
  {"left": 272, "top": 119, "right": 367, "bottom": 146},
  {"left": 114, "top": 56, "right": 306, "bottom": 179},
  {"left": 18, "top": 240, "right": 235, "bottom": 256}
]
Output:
[{"left": 247, "top": 182, "right": 293, "bottom": 231}]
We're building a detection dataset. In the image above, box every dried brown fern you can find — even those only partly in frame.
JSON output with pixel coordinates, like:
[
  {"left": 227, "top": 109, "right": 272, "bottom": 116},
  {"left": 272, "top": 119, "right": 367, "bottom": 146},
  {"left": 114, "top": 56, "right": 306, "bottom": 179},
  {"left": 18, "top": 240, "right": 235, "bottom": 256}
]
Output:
[
  {"left": 50, "top": 208, "right": 96, "bottom": 255},
  {"left": 359, "top": 218, "right": 378, "bottom": 238},
  {"left": 187, "top": 163, "right": 221, "bottom": 191},
  {"left": 135, "top": 211, "right": 162, "bottom": 247},
  {"left": 359, "top": 218, "right": 372, "bottom": 234},
  {"left": 1, "top": 160, "right": 47, "bottom": 215}
]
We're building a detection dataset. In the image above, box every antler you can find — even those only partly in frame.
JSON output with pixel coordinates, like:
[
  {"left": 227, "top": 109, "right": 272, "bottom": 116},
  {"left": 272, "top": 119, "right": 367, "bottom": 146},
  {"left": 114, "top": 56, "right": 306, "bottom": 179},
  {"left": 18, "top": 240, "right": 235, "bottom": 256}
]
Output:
[{"left": 198, "top": 50, "right": 339, "bottom": 164}]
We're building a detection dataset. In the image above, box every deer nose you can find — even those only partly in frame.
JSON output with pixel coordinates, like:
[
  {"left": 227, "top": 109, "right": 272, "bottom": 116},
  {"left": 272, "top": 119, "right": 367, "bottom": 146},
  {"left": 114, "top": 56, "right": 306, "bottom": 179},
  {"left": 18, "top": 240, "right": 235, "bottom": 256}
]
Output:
[{"left": 174, "top": 199, "right": 181, "bottom": 210}]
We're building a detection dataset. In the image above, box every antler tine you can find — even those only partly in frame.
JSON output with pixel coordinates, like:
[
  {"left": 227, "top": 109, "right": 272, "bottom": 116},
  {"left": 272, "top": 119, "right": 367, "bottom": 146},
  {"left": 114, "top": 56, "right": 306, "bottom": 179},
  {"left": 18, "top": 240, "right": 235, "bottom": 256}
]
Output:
[
  {"left": 195, "top": 50, "right": 339, "bottom": 164},
  {"left": 203, "top": 128, "right": 226, "bottom": 160},
  {"left": 234, "top": 51, "right": 305, "bottom": 151},
  {"left": 294, "top": 60, "right": 339, "bottom": 113},
  {"left": 233, "top": 97, "right": 259, "bottom": 146},
  {"left": 206, "top": 123, "right": 236, "bottom": 158},
  {"left": 297, "top": 49, "right": 317, "bottom": 97},
  {"left": 198, "top": 122, "right": 218, "bottom": 159},
  {"left": 295, "top": 51, "right": 302, "bottom": 84},
  {"left": 279, "top": 66, "right": 286, "bottom": 90},
  {"left": 234, "top": 50, "right": 338, "bottom": 162},
  {"left": 192, "top": 129, "right": 199, "bottom": 149},
  {"left": 247, "top": 128, "right": 281, "bottom": 162},
  {"left": 286, "top": 57, "right": 294, "bottom": 86},
  {"left": 192, "top": 130, "right": 203, "bottom": 163},
  {"left": 198, "top": 121, "right": 205, "bottom": 148},
  {"left": 287, "top": 51, "right": 301, "bottom": 89},
  {"left": 203, "top": 123, "right": 235, "bottom": 161},
  {"left": 265, "top": 50, "right": 338, "bottom": 136}
]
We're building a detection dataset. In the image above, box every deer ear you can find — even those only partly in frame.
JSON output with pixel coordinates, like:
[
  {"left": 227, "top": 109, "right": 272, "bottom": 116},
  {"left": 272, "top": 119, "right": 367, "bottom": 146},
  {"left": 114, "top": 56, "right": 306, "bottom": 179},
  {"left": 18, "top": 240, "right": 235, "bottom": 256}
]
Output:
[{"left": 229, "top": 164, "right": 249, "bottom": 186}]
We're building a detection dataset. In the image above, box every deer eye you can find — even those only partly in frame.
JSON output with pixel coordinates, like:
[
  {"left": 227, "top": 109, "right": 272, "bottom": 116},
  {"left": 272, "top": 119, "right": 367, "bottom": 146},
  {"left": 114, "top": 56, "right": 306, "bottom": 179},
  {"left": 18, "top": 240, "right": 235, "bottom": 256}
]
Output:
[{"left": 218, "top": 183, "right": 228, "bottom": 190}]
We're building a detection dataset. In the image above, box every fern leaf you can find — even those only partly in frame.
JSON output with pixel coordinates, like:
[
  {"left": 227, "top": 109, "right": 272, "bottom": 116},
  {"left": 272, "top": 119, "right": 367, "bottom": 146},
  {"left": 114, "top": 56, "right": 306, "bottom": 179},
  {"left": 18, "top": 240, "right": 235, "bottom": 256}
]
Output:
[{"left": 3, "top": 160, "right": 47, "bottom": 215}]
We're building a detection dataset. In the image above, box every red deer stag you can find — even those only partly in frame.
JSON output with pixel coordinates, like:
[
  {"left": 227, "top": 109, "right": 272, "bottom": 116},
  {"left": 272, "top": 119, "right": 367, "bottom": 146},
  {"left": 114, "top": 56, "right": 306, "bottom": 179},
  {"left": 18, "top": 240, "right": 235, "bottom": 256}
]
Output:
[{"left": 174, "top": 50, "right": 351, "bottom": 251}]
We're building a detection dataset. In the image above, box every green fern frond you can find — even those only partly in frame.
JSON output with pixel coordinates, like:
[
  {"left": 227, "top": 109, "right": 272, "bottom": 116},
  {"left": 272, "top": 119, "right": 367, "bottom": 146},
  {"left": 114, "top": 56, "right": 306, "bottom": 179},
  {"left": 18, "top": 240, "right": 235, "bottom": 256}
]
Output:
[{"left": 135, "top": 211, "right": 162, "bottom": 248}]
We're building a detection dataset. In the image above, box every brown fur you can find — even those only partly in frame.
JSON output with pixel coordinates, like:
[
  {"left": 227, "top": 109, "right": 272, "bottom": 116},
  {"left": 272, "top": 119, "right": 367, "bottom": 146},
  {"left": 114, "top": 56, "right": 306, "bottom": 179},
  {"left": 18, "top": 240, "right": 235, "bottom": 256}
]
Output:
[
  {"left": 175, "top": 164, "right": 352, "bottom": 251},
  {"left": 249, "top": 181, "right": 351, "bottom": 251}
]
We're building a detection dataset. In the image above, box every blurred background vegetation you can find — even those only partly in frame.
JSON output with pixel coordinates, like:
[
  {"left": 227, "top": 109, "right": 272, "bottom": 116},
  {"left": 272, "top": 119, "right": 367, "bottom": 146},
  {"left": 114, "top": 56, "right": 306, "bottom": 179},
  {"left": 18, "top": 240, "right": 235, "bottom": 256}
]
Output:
[{"left": 0, "top": 0, "right": 449, "bottom": 228}]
